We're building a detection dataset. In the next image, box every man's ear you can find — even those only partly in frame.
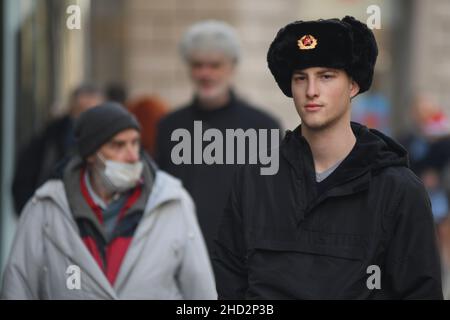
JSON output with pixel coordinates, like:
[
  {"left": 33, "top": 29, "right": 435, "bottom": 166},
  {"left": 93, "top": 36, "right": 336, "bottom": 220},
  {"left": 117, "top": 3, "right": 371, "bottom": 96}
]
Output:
[{"left": 350, "top": 80, "right": 360, "bottom": 99}]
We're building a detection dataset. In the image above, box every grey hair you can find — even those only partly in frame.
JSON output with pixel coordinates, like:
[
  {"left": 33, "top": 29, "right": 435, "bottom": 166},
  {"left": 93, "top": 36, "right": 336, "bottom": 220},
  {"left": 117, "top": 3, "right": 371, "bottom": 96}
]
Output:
[{"left": 179, "top": 20, "right": 241, "bottom": 63}]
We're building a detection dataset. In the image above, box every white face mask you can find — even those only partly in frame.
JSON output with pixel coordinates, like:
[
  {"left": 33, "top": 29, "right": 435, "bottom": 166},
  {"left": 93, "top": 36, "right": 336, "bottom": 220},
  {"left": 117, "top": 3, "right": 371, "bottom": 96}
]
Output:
[{"left": 96, "top": 153, "right": 143, "bottom": 193}]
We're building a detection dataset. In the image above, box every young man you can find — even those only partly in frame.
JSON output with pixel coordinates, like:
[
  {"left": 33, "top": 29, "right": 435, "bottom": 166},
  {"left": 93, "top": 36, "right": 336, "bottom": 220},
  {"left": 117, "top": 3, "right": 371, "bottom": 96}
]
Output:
[
  {"left": 213, "top": 17, "right": 443, "bottom": 299},
  {"left": 156, "top": 20, "right": 280, "bottom": 259},
  {"left": 2, "top": 102, "right": 216, "bottom": 299}
]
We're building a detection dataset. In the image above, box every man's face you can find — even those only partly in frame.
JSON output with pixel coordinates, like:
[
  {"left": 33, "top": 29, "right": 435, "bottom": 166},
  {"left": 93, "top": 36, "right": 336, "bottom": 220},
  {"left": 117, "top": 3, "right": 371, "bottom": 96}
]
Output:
[
  {"left": 188, "top": 51, "right": 235, "bottom": 103},
  {"left": 72, "top": 93, "right": 104, "bottom": 118},
  {"left": 88, "top": 129, "right": 141, "bottom": 165},
  {"left": 291, "top": 67, "right": 359, "bottom": 131}
]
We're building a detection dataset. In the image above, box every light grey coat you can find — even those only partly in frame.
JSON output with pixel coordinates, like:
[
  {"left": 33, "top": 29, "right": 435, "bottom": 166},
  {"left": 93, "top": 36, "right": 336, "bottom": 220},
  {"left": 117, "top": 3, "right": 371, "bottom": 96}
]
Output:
[{"left": 1, "top": 170, "right": 217, "bottom": 300}]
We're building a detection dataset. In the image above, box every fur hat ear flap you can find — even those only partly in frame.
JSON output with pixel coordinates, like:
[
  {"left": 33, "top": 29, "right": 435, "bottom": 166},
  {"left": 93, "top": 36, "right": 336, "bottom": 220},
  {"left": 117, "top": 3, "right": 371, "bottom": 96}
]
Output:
[{"left": 342, "top": 16, "right": 378, "bottom": 93}]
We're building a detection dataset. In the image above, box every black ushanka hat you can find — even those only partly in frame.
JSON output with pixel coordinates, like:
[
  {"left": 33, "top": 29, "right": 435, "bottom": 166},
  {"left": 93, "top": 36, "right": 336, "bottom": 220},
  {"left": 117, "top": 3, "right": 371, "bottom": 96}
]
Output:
[{"left": 267, "top": 16, "right": 378, "bottom": 97}]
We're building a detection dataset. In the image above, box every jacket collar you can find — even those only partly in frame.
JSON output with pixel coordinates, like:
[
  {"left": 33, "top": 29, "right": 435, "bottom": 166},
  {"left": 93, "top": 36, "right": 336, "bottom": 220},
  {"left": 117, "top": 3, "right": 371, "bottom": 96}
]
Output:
[
  {"left": 281, "top": 122, "right": 408, "bottom": 223},
  {"left": 35, "top": 167, "right": 182, "bottom": 226},
  {"left": 61, "top": 154, "right": 156, "bottom": 240}
]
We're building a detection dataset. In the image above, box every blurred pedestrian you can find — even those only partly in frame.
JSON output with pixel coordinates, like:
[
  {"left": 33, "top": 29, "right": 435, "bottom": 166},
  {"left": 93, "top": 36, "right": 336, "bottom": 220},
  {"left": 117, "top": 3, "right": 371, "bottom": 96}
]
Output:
[
  {"left": 399, "top": 94, "right": 450, "bottom": 173},
  {"left": 128, "top": 95, "right": 169, "bottom": 158},
  {"left": 12, "top": 83, "right": 104, "bottom": 214},
  {"left": 351, "top": 75, "right": 392, "bottom": 135},
  {"left": 399, "top": 94, "right": 450, "bottom": 221},
  {"left": 105, "top": 82, "right": 128, "bottom": 105},
  {"left": 155, "top": 20, "right": 281, "bottom": 259}
]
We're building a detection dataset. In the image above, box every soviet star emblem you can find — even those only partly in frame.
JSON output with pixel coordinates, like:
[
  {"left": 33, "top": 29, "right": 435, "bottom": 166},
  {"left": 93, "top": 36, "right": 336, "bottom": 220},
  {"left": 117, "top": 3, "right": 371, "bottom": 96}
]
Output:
[{"left": 298, "top": 34, "right": 318, "bottom": 50}]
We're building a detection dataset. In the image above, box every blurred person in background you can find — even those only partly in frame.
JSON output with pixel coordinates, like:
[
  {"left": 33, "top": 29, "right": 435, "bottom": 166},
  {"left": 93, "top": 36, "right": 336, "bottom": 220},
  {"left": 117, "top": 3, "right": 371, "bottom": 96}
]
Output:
[
  {"left": 105, "top": 82, "right": 128, "bottom": 105},
  {"left": 399, "top": 94, "right": 450, "bottom": 238},
  {"left": 128, "top": 96, "right": 169, "bottom": 158},
  {"left": 351, "top": 75, "right": 392, "bottom": 135},
  {"left": 2, "top": 102, "right": 216, "bottom": 299},
  {"left": 155, "top": 20, "right": 281, "bottom": 260},
  {"left": 401, "top": 95, "right": 450, "bottom": 300},
  {"left": 399, "top": 94, "right": 450, "bottom": 174},
  {"left": 12, "top": 83, "right": 104, "bottom": 214}
]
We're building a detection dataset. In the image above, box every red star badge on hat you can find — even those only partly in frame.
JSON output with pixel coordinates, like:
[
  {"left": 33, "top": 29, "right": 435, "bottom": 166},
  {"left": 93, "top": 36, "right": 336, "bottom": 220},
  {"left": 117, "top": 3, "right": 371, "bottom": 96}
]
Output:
[{"left": 298, "top": 34, "right": 318, "bottom": 50}]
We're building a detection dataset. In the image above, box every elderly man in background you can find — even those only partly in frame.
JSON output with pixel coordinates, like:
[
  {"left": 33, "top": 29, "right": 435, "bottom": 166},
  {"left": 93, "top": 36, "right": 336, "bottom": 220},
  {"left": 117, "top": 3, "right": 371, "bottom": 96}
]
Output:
[{"left": 155, "top": 20, "right": 281, "bottom": 261}]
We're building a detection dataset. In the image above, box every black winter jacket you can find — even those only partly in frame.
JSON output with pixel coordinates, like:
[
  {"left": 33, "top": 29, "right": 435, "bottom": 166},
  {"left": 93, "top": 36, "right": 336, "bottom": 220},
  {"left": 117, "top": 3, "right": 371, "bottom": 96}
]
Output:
[
  {"left": 213, "top": 122, "right": 443, "bottom": 299},
  {"left": 156, "top": 91, "right": 281, "bottom": 257}
]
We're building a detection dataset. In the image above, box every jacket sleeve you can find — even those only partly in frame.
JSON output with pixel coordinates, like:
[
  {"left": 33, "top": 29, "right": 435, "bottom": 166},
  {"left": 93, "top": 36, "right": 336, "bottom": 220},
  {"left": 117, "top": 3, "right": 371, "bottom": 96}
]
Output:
[
  {"left": 1, "top": 198, "right": 45, "bottom": 299},
  {"left": 384, "top": 172, "right": 443, "bottom": 299},
  {"left": 177, "top": 190, "right": 217, "bottom": 300},
  {"left": 212, "top": 166, "right": 249, "bottom": 300}
]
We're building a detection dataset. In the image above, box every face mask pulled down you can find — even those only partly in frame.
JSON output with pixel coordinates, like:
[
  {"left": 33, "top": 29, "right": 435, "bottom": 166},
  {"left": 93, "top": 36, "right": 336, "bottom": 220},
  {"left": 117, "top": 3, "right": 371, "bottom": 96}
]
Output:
[{"left": 96, "top": 153, "right": 143, "bottom": 193}]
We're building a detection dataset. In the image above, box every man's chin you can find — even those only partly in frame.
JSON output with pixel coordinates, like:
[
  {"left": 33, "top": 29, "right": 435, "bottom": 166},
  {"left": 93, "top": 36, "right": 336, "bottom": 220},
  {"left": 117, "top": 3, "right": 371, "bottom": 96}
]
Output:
[{"left": 300, "top": 116, "right": 332, "bottom": 132}]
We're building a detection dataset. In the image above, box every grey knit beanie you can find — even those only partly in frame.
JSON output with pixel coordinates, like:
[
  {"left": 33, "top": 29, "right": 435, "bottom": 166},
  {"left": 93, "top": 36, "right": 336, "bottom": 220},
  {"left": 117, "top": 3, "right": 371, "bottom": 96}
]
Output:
[{"left": 74, "top": 102, "right": 140, "bottom": 158}]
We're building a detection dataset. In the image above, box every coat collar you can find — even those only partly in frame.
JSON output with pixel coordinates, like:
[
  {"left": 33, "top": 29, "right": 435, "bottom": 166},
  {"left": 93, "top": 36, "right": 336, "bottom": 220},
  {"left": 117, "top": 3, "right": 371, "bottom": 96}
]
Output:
[
  {"left": 61, "top": 155, "right": 155, "bottom": 242},
  {"left": 280, "top": 122, "right": 406, "bottom": 223}
]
